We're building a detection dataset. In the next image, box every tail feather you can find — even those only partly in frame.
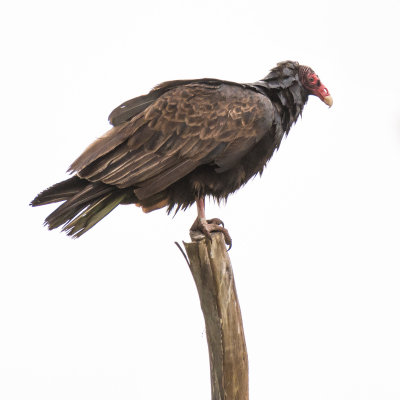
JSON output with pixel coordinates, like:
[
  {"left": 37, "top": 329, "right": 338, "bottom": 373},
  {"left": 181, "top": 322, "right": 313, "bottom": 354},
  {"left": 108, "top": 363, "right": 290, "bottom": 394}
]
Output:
[
  {"left": 44, "top": 183, "right": 114, "bottom": 228},
  {"left": 31, "top": 176, "right": 129, "bottom": 237},
  {"left": 30, "top": 177, "right": 87, "bottom": 206},
  {"left": 62, "top": 192, "right": 127, "bottom": 238},
  {"left": 46, "top": 203, "right": 89, "bottom": 231}
]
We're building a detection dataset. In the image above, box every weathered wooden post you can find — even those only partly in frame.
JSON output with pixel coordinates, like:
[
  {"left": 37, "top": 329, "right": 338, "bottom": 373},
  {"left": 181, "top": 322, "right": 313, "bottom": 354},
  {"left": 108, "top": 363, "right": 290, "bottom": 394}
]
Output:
[{"left": 178, "top": 232, "right": 249, "bottom": 400}]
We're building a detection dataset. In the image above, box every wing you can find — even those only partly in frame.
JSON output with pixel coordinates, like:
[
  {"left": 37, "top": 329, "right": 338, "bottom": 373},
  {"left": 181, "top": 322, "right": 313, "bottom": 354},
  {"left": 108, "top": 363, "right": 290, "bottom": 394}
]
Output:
[
  {"left": 108, "top": 78, "right": 247, "bottom": 126},
  {"left": 69, "top": 82, "right": 274, "bottom": 200}
]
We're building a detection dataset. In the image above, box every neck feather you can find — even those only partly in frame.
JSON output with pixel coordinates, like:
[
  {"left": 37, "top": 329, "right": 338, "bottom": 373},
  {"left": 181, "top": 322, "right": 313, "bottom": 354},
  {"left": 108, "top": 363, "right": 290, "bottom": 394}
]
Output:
[{"left": 253, "top": 79, "right": 309, "bottom": 134}]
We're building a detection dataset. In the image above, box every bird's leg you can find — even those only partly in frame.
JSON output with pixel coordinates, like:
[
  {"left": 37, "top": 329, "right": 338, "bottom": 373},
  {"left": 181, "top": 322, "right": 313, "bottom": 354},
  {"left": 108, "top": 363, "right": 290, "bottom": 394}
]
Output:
[{"left": 190, "top": 197, "right": 232, "bottom": 249}]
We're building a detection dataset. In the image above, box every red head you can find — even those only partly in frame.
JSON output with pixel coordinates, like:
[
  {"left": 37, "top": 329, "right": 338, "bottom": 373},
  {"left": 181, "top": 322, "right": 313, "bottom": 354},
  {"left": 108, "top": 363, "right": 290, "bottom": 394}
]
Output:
[{"left": 299, "top": 65, "right": 333, "bottom": 107}]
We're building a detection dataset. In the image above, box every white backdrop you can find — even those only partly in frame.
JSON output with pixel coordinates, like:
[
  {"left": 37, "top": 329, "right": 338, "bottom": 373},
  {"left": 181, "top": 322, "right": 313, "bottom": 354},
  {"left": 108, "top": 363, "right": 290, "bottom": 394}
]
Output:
[{"left": 1, "top": 1, "right": 400, "bottom": 399}]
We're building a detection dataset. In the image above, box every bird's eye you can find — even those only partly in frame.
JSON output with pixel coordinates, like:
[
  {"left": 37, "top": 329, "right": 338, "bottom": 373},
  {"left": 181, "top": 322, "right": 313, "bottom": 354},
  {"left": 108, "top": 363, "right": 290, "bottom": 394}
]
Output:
[{"left": 309, "top": 77, "right": 314, "bottom": 82}]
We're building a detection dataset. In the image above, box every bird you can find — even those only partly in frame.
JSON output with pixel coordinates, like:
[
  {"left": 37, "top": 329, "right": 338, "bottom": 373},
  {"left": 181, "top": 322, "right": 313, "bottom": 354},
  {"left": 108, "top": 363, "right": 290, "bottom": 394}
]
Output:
[{"left": 31, "top": 60, "right": 332, "bottom": 248}]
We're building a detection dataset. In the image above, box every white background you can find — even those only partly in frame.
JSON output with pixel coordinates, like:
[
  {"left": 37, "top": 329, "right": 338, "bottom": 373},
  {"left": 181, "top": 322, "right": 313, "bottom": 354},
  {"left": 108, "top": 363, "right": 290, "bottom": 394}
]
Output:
[{"left": 1, "top": 0, "right": 400, "bottom": 399}]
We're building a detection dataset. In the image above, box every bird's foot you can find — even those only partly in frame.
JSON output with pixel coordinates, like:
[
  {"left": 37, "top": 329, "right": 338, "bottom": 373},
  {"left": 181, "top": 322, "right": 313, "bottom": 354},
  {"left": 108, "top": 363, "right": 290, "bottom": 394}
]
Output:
[{"left": 190, "top": 217, "right": 232, "bottom": 250}]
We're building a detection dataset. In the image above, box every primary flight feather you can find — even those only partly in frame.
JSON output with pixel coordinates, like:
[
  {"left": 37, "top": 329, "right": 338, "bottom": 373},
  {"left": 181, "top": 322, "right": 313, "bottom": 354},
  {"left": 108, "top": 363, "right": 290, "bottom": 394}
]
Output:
[{"left": 31, "top": 61, "right": 332, "bottom": 247}]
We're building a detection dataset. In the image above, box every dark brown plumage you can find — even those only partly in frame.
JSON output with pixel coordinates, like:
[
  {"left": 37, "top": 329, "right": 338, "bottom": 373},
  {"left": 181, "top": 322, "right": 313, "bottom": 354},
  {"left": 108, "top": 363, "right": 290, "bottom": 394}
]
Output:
[{"left": 31, "top": 61, "right": 332, "bottom": 240}]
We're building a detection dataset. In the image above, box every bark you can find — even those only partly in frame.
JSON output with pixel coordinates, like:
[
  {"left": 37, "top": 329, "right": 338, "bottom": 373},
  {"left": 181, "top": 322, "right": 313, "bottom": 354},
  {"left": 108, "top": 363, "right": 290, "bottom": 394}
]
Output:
[{"left": 182, "top": 232, "right": 249, "bottom": 400}]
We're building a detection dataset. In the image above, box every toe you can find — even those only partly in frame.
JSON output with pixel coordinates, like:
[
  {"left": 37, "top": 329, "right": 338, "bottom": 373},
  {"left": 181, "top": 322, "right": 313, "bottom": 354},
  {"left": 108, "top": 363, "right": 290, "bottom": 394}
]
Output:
[
  {"left": 206, "top": 218, "right": 224, "bottom": 227},
  {"left": 189, "top": 217, "right": 231, "bottom": 249},
  {"left": 222, "top": 230, "right": 232, "bottom": 250},
  {"left": 208, "top": 224, "right": 232, "bottom": 250}
]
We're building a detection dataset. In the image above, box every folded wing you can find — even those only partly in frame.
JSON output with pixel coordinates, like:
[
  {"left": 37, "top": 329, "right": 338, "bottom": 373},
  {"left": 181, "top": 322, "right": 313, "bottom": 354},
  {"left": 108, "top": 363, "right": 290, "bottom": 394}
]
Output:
[{"left": 69, "top": 82, "right": 274, "bottom": 200}]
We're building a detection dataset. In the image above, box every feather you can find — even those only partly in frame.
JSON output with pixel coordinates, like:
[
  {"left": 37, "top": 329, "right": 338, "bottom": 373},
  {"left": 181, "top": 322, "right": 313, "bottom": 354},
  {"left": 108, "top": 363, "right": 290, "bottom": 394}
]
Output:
[
  {"left": 68, "top": 115, "right": 147, "bottom": 173},
  {"left": 134, "top": 159, "right": 198, "bottom": 200},
  {"left": 30, "top": 176, "right": 86, "bottom": 206},
  {"left": 108, "top": 93, "right": 160, "bottom": 126},
  {"left": 62, "top": 192, "right": 126, "bottom": 238}
]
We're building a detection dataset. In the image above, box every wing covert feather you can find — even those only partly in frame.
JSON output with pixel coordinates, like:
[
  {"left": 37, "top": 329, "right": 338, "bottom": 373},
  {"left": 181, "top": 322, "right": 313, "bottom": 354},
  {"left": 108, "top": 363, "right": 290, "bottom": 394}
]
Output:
[{"left": 71, "top": 83, "right": 274, "bottom": 199}]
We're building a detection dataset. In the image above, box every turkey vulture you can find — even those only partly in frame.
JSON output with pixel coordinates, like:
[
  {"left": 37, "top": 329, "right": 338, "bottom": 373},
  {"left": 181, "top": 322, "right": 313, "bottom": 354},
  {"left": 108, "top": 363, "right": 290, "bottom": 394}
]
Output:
[{"left": 31, "top": 61, "right": 332, "bottom": 248}]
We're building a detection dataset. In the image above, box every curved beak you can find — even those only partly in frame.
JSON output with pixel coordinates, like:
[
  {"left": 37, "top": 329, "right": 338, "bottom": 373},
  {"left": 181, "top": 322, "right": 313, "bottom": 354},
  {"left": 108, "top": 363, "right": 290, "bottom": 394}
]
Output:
[
  {"left": 323, "top": 95, "right": 333, "bottom": 107},
  {"left": 315, "top": 82, "right": 333, "bottom": 107}
]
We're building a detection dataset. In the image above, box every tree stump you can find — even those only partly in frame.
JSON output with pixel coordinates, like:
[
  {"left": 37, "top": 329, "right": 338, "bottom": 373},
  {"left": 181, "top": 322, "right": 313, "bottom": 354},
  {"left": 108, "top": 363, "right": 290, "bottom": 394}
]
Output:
[{"left": 182, "top": 232, "right": 249, "bottom": 400}]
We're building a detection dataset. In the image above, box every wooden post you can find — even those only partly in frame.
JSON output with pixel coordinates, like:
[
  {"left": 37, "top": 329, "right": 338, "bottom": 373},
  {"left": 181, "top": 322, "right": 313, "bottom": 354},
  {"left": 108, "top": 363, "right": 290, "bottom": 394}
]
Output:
[{"left": 182, "top": 232, "right": 249, "bottom": 400}]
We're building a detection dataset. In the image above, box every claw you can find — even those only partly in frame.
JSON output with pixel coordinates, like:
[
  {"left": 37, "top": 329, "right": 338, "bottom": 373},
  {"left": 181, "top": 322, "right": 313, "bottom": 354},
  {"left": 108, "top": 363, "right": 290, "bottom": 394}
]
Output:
[
  {"left": 190, "top": 217, "right": 232, "bottom": 249},
  {"left": 206, "top": 218, "right": 224, "bottom": 228}
]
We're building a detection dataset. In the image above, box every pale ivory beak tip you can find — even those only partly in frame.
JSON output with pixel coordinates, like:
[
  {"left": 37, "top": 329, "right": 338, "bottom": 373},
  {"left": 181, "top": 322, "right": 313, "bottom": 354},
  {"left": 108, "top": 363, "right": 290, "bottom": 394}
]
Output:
[{"left": 323, "top": 95, "right": 333, "bottom": 108}]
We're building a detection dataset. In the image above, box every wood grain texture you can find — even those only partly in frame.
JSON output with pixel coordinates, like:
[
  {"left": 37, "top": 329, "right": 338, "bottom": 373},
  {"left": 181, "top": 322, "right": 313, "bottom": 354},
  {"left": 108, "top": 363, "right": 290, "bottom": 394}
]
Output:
[{"left": 184, "top": 233, "right": 248, "bottom": 400}]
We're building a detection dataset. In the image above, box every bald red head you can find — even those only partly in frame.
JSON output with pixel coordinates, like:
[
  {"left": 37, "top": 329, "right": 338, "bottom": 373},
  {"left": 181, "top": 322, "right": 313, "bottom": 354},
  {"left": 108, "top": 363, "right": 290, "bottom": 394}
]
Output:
[{"left": 299, "top": 65, "right": 333, "bottom": 107}]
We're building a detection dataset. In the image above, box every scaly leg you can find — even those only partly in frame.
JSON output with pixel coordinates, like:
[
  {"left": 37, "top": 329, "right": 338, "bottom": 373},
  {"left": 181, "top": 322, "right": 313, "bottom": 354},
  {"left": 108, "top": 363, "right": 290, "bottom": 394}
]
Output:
[{"left": 190, "top": 197, "right": 232, "bottom": 249}]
